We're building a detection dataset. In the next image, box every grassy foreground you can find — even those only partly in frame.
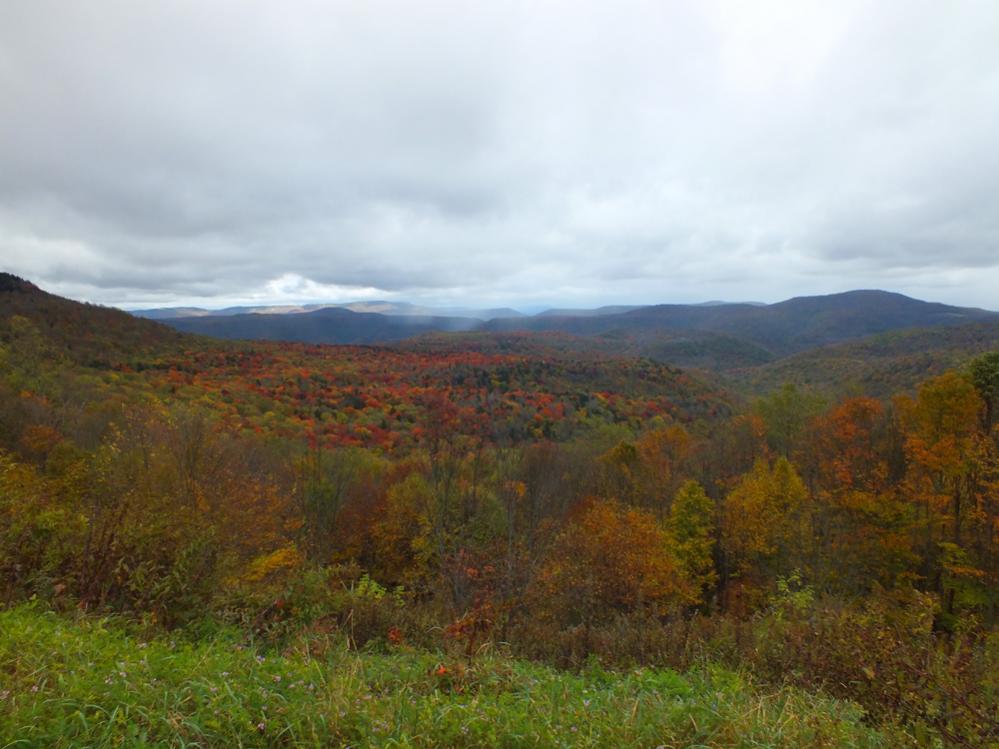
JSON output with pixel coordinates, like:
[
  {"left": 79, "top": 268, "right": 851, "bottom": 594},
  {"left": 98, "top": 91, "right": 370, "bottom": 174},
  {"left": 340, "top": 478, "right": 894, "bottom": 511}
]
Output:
[{"left": 0, "top": 606, "right": 905, "bottom": 749}]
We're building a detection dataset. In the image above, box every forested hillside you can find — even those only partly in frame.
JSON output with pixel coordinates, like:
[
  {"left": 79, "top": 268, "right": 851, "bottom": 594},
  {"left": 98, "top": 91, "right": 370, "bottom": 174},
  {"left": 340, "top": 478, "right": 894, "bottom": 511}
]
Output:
[
  {"left": 2, "top": 275, "right": 998, "bottom": 747},
  {"left": 166, "top": 306, "right": 482, "bottom": 344},
  {"left": 732, "top": 319, "right": 999, "bottom": 395},
  {"left": 485, "top": 289, "right": 998, "bottom": 355},
  {"left": 0, "top": 274, "right": 186, "bottom": 366}
]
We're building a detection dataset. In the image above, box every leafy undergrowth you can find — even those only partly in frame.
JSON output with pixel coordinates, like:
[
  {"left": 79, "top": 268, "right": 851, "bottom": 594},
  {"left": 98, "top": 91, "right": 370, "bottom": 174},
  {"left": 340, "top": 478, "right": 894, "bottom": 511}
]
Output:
[{"left": 0, "top": 606, "right": 906, "bottom": 749}]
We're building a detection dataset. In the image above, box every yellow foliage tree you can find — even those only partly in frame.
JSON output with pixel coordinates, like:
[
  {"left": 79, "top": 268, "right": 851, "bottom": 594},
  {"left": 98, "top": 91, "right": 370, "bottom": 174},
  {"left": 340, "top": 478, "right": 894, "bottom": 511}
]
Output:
[
  {"left": 721, "top": 457, "right": 810, "bottom": 608},
  {"left": 669, "top": 480, "right": 717, "bottom": 605}
]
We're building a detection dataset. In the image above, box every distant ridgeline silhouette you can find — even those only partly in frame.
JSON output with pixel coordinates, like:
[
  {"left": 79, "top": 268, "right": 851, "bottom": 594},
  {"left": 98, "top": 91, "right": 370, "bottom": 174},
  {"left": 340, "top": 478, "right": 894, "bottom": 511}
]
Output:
[
  {"left": 150, "top": 288, "right": 999, "bottom": 356},
  {"left": 0, "top": 272, "right": 40, "bottom": 294}
]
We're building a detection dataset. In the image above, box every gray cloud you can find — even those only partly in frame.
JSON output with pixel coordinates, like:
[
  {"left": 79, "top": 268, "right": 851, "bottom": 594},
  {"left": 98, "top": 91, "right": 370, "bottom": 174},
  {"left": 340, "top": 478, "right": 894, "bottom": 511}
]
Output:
[{"left": 2, "top": 0, "right": 998, "bottom": 310}]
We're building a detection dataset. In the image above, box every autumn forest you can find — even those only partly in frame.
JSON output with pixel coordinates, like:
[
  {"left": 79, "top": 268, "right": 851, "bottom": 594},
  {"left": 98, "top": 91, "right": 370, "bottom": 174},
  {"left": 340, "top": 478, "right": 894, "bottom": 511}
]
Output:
[{"left": 1, "top": 273, "right": 997, "bottom": 747}]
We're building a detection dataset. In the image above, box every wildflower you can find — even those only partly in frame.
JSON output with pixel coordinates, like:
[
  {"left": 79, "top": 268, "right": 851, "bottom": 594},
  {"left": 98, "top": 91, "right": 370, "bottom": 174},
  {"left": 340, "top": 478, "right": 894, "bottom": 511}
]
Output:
[{"left": 256, "top": 721, "right": 266, "bottom": 732}]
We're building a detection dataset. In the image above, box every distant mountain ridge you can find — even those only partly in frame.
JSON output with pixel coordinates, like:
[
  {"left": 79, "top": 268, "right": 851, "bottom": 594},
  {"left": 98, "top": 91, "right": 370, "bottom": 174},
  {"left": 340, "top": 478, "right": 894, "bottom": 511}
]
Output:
[
  {"left": 536, "top": 305, "right": 646, "bottom": 318},
  {"left": 6, "top": 274, "right": 997, "bottom": 379},
  {"left": 6, "top": 273, "right": 999, "bottom": 403},
  {"left": 133, "top": 301, "right": 525, "bottom": 320},
  {"left": 483, "top": 290, "right": 997, "bottom": 355},
  {"left": 164, "top": 306, "right": 482, "bottom": 344},
  {"left": 138, "top": 288, "right": 998, "bottom": 359}
]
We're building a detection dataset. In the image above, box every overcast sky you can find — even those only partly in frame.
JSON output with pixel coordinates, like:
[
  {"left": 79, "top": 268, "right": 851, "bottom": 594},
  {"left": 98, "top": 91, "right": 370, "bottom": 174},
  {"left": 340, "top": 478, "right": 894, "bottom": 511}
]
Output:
[{"left": 2, "top": 0, "right": 998, "bottom": 311}]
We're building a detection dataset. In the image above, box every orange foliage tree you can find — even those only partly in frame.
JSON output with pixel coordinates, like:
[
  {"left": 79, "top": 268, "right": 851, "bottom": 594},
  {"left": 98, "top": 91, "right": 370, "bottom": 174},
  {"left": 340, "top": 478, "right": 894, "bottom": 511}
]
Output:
[
  {"left": 897, "top": 372, "right": 991, "bottom": 615},
  {"left": 533, "top": 498, "right": 694, "bottom": 627},
  {"left": 809, "top": 397, "right": 915, "bottom": 592}
]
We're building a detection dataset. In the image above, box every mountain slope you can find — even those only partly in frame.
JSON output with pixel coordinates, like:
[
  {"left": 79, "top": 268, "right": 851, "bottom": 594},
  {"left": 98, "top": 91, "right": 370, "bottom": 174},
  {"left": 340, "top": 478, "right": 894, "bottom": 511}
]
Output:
[
  {"left": 133, "top": 301, "right": 526, "bottom": 320},
  {"left": 399, "top": 329, "right": 778, "bottom": 372},
  {"left": 0, "top": 273, "right": 186, "bottom": 366},
  {"left": 165, "top": 306, "right": 481, "bottom": 344},
  {"left": 485, "top": 290, "right": 997, "bottom": 356},
  {"left": 731, "top": 318, "right": 999, "bottom": 395},
  {"left": 142, "top": 288, "right": 999, "bottom": 359}
]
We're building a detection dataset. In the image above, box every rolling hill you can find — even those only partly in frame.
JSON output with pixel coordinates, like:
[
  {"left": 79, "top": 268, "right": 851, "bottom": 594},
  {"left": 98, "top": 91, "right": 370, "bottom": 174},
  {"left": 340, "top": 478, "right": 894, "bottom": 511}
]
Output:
[
  {"left": 729, "top": 318, "right": 999, "bottom": 395},
  {"left": 133, "top": 301, "right": 525, "bottom": 320},
  {"left": 8, "top": 272, "right": 998, "bottom": 405},
  {"left": 484, "top": 290, "right": 998, "bottom": 356},
  {"left": 147, "top": 289, "right": 998, "bottom": 359},
  {"left": 164, "top": 306, "right": 482, "bottom": 344},
  {"left": 0, "top": 273, "right": 735, "bottom": 448},
  {"left": 0, "top": 272, "right": 186, "bottom": 366}
]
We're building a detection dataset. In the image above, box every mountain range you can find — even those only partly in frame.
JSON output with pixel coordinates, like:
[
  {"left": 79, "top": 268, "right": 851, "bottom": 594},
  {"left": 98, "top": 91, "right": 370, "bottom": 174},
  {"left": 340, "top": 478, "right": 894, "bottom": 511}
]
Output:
[
  {"left": 5, "top": 273, "right": 999, "bottom": 398},
  {"left": 142, "top": 289, "right": 998, "bottom": 362},
  {"left": 133, "top": 301, "right": 525, "bottom": 320}
]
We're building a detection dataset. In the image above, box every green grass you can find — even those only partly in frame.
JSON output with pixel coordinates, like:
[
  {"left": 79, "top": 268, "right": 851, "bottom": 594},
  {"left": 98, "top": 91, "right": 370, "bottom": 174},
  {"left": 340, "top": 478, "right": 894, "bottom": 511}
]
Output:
[{"left": 0, "top": 605, "right": 906, "bottom": 748}]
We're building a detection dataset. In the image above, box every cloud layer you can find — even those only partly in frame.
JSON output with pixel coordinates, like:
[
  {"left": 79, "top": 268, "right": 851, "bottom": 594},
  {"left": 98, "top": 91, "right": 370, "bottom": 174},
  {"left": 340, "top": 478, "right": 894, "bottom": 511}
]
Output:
[{"left": 2, "top": 0, "right": 998, "bottom": 309}]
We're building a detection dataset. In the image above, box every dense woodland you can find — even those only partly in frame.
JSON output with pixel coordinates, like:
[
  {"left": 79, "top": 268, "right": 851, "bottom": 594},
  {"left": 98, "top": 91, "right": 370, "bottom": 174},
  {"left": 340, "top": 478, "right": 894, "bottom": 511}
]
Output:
[{"left": 2, "top": 274, "right": 998, "bottom": 747}]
